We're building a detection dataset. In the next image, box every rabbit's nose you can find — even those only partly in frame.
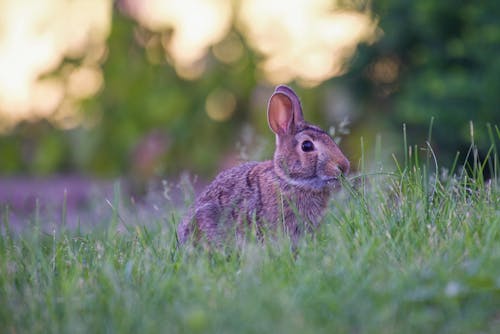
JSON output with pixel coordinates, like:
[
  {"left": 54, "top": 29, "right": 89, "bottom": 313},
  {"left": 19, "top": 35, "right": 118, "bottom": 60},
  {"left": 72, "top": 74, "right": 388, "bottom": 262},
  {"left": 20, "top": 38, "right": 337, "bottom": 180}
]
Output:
[{"left": 338, "top": 158, "right": 350, "bottom": 176}]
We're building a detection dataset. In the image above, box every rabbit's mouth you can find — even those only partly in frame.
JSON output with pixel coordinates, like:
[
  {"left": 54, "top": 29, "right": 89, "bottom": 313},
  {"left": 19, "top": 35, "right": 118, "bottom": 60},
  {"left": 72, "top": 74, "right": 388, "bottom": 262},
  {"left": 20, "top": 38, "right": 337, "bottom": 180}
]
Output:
[
  {"left": 276, "top": 169, "right": 342, "bottom": 190},
  {"left": 320, "top": 176, "right": 342, "bottom": 188}
]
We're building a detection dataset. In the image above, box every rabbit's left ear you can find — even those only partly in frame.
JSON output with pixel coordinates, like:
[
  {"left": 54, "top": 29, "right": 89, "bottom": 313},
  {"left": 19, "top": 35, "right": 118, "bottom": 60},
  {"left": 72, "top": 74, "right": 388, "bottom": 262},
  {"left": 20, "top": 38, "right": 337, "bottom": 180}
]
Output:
[{"left": 267, "top": 85, "right": 304, "bottom": 136}]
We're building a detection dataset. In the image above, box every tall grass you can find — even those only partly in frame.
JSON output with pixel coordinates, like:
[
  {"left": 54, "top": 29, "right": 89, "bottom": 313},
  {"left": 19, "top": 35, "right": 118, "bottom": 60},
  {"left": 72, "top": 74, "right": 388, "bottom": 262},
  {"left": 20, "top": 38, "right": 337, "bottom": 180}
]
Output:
[{"left": 1, "top": 128, "right": 499, "bottom": 333}]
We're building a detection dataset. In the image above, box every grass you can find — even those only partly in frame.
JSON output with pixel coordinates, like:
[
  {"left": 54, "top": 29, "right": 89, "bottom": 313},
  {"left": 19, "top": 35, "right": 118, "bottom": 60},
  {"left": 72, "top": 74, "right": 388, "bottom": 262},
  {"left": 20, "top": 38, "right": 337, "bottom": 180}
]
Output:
[{"left": 1, "top": 130, "right": 500, "bottom": 333}]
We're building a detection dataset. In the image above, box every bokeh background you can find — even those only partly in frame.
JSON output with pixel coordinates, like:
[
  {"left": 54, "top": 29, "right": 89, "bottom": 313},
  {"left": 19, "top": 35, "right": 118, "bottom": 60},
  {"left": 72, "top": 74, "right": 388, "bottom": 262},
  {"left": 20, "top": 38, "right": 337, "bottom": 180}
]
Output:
[{"left": 1, "top": 0, "right": 499, "bottom": 200}]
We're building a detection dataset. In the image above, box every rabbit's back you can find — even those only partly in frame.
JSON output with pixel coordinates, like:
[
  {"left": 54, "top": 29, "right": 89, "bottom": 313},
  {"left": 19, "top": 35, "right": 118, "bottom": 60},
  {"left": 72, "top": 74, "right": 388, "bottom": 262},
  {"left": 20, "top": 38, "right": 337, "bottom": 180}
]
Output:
[
  {"left": 177, "top": 160, "right": 277, "bottom": 244},
  {"left": 197, "top": 161, "right": 265, "bottom": 207}
]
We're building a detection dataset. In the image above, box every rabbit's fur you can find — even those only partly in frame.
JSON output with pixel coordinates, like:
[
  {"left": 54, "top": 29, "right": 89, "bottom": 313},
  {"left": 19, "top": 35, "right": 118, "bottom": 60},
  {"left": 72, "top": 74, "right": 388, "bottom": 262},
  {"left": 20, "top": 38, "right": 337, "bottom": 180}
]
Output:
[{"left": 177, "top": 85, "right": 350, "bottom": 245}]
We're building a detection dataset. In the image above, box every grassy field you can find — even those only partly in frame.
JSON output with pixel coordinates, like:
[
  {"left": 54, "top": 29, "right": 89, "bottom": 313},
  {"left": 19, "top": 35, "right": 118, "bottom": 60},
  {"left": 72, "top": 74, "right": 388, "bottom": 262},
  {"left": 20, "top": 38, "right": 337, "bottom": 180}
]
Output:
[{"left": 1, "top": 135, "right": 500, "bottom": 333}]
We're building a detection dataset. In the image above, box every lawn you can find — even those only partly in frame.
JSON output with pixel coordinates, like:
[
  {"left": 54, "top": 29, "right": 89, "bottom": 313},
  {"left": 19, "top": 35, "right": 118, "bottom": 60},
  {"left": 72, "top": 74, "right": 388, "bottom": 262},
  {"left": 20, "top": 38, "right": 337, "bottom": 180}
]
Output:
[{"left": 1, "top": 137, "right": 499, "bottom": 333}]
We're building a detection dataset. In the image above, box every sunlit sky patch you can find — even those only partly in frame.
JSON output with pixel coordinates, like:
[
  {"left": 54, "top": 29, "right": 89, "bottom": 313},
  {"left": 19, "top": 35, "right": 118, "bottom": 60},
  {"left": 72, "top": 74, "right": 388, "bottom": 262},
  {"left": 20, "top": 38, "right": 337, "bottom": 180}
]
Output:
[
  {"left": 238, "top": 0, "right": 379, "bottom": 86},
  {"left": 0, "top": 0, "right": 111, "bottom": 132}
]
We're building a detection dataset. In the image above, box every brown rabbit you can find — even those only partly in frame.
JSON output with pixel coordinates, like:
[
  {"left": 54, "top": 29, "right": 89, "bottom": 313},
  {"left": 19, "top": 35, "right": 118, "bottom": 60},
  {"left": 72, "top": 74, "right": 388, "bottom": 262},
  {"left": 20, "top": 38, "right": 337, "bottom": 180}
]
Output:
[{"left": 177, "top": 85, "right": 350, "bottom": 245}]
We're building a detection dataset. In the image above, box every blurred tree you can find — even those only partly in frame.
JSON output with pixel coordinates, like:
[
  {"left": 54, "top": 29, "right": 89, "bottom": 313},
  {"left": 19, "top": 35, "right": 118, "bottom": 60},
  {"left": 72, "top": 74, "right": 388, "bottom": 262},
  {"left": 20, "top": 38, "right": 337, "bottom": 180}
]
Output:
[
  {"left": 1, "top": 1, "right": 499, "bottom": 180},
  {"left": 343, "top": 0, "right": 500, "bottom": 165},
  {"left": 83, "top": 13, "right": 261, "bottom": 178}
]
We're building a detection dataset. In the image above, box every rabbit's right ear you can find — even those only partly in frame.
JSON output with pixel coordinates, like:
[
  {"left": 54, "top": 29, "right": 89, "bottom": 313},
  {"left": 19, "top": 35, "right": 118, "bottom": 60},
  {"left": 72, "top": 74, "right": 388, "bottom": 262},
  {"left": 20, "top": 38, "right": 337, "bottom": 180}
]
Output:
[{"left": 268, "top": 92, "right": 294, "bottom": 136}]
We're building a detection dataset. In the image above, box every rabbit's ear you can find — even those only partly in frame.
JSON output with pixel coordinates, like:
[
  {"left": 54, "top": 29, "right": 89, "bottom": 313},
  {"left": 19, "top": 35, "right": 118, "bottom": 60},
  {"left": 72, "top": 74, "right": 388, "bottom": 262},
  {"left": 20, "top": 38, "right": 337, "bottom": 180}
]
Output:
[
  {"left": 268, "top": 92, "right": 294, "bottom": 136},
  {"left": 267, "top": 85, "right": 304, "bottom": 136},
  {"left": 274, "top": 85, "right": 305, "bottom": 123}
]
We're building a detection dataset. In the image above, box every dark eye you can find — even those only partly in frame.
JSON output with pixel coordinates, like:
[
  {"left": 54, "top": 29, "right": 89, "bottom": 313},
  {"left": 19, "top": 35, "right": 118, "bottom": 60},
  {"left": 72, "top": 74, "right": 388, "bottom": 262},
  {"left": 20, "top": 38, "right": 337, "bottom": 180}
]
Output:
[{"left": 301, "top": 140, "right": 314, "bottom": 152}]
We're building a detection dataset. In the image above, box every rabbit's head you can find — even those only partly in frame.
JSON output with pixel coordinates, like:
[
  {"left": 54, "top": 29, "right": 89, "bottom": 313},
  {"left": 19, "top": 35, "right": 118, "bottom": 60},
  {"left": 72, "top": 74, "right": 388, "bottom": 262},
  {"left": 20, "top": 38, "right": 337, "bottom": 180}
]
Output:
[{"left": 268, "top": 85, "right": 350, "bottom": 190}]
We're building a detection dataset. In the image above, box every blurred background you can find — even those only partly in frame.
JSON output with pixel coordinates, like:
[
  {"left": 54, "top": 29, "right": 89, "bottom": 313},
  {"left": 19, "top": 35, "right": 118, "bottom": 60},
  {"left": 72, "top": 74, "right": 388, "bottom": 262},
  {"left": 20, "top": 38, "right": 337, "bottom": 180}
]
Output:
[{"left": 1, "top": 0, "right": 499, "bottom": 219}]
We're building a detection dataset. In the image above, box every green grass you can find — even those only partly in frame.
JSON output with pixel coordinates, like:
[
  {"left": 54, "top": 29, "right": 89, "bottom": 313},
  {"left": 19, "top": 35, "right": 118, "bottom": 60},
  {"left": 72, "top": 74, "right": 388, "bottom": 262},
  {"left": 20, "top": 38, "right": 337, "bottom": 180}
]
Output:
[{"left": 1, "top": 135, "right": 500, "bottom": 333}]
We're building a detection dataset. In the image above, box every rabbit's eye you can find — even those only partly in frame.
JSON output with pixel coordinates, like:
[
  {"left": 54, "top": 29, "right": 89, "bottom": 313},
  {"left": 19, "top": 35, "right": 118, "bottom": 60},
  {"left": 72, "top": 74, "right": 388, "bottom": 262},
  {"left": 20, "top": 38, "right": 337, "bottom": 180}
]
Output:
[{"left": 301, "top": 140, "right": 314, "bottom": 152}]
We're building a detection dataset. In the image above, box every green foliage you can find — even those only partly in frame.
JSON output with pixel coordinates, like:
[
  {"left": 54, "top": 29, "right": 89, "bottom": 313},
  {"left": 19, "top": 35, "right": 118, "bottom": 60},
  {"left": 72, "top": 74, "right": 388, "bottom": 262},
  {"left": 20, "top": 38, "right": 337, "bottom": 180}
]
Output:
[
  {"left": 1, "top": 140, "right": 499, "bottom": 333},
  {"left": 0, "top": 13, "right": 263, "bottom": 177},
  {"left": 87, "top": 15, "right": 259, "bottom": 176},
  {"left": 345, "top": 0, "right": 500, "bottom": 162}
]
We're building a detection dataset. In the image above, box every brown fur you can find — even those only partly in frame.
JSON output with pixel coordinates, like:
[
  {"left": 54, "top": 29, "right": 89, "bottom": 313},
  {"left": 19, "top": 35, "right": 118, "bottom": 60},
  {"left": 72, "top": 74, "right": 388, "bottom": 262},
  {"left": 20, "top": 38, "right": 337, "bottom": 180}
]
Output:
[{"left": 177, "top": 85, "right": 349, "bottom": 245}]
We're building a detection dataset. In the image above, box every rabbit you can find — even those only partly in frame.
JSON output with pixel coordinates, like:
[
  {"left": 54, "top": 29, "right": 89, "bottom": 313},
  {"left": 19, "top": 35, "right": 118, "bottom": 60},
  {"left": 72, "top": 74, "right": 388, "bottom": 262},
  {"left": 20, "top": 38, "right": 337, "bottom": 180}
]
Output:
[{"left": 177, "top": 85, "right": 350, "bottom": 246}]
